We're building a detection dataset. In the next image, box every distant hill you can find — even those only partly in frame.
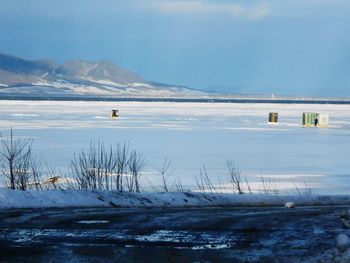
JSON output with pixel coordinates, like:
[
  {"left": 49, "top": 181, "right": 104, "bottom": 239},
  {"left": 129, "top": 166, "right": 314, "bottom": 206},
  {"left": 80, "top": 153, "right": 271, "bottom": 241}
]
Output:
[
  {"left": 0, "top": 52, "right": 203, "bottom": 98},
  {"left": 54, "top": 60, "right": 145, "bottom": 84}
]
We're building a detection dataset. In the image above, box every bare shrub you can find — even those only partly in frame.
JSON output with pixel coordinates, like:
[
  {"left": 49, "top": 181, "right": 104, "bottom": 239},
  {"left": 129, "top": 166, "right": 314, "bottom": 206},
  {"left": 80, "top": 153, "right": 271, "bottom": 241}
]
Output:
[
  {"left": 245, "top": 178, "right": 252, "bottom": 194},
  {"left": 216, "top": 174, "right": 225, "bottom": 194},
  {"left": 156, "top": 158, "right": 173, "bottom": 192},
  {"left": 27, "top": 158, "right": 44, "bottom": 190},
  {"left": 226, "top": 160, "right": 245, "bottom": 194},
  {"left": 127, "top": 150, "right": 146, "bottom": 192},
  {"left": 70, "top": 141, "right": 116, "bottom": 190},
  {"left": 70, "top": 141, "right": 146, "bottom": 191},
  {"left": 174, "top": 176, "right": 185, "bottom": 192},
  {"left": 114, "top": 142, "right": 130, "bottom": 191},
  {"left": 195, "top": 164, "right": 216, "bottom": 193},
  {"left": 261, "top": 177, "right": 279, "bottom": 195},
  {"left": 294, "top": 182, "right": 313, "bottom": 196},
  {"left": 0, "top": 128, "right": 40, "bottom": 190}
]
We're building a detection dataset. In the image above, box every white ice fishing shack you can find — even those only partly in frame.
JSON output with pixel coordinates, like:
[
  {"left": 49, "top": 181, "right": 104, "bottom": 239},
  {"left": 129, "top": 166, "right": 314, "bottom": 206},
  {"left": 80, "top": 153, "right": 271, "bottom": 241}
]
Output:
[{"left": 318, "top": 113, "right": 329, "bottom": 127}]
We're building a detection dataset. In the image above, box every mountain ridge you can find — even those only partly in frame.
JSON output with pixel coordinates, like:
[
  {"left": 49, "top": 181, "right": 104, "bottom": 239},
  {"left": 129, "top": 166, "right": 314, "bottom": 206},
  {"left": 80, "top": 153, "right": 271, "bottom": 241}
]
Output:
[{"left": 0, "top": 52, "right": 201, "bottom": 98}]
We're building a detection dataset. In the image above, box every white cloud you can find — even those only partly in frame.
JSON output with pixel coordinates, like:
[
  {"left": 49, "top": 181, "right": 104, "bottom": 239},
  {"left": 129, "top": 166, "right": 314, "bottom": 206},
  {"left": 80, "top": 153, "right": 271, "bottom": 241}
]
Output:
[
  {"left": 246, "top": 3, "right": 271, "bottom": 20},
  {"left": 152, "top": 1, "right": 271, "bottom": 20}
]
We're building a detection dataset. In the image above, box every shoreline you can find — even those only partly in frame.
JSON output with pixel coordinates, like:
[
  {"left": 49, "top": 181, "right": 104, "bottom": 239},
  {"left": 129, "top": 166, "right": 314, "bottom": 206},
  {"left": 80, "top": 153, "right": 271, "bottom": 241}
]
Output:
[{"left": 1, "top": 95, "right": 350, "bottom": 104}]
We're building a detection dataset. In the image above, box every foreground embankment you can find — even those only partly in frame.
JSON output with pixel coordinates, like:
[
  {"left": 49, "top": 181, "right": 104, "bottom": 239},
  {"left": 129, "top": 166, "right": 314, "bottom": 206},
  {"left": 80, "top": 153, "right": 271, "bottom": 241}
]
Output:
[{"left": 1, "top": 189, "right": 350, "bottom": 209}]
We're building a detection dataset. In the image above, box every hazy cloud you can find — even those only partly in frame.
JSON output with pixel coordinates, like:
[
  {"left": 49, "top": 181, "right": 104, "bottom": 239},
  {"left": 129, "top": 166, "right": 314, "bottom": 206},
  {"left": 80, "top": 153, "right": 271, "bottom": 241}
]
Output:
[{"left": 153, "top": 1, "right": 271, "bottom": 20}]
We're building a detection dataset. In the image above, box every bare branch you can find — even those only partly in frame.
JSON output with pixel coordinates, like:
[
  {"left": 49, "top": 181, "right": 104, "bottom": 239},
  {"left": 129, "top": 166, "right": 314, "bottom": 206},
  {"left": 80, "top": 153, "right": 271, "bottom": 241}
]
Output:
[
  {"left": 226, "top": 160, "right": 244, "bottom": 194},
  {"left": 0, "top": 128, "right": 35, "bottom": 190},
  {"left": 156, "top": 158, "right": 173, "bottom": 192}
]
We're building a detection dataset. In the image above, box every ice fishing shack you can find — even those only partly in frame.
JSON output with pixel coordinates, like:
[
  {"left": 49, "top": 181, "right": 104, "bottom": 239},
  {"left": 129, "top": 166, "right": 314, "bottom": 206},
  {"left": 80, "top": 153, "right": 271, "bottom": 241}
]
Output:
[
  {"left": 268, "top": 112, "right": 278, "bottom": 123},
  {"left": 111, "top": 109, "right": 119, "bottom": 119},
  {"left": 302, "top": 112, "right": 329, "bottom": 127}
]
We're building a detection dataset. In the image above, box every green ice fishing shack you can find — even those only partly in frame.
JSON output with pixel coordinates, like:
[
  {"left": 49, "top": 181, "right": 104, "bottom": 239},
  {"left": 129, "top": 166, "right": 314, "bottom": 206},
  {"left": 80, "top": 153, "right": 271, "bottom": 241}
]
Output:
[{"left": 302, "top": 112, "right": 329, "bottom": 127}]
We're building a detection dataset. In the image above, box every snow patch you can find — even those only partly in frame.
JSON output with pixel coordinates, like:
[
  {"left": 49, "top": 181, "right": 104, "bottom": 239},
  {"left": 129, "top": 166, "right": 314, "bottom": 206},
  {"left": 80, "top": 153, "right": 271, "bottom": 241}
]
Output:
[
  {"left": 12, "top": 113, "right": 39, "bottom": 117},
  {"left": 285, "top": 201, "right": 296, "bottom": 208},
  {"left": 93, "top": 116, "right": 109, "bottom": 119},
  {"left": 129, "top": 82, "right": 153, "bottom": 88}
]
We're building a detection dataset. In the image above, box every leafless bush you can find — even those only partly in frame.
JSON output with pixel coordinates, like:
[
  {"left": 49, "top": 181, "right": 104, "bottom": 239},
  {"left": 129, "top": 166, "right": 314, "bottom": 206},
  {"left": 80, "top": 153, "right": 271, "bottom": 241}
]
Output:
[
  {"left": 27, "top": 158, "right": 44, "bottom": 190},
  {"left": 216, "top": 174, "right": 225, "bottom": 194},
  {"left": 226, "top": 160, "right": 245, "bottom": 194},
  {"left": 294, "top": 182, "right": 313, "bottom": 196},
  {"left": 261, "top": 177, "right": 279, "bottom": 195},
  {"left": 126, "top": 150, "right": 146, "bottom": 192},
  {"left": 156, "top": 158, "right": 174, "bottom": 192},
  {"left": 0, "top": 128, "right": 41, "bottom": 190},
  {"left": 195, "top": 164, "right": 216, "bottom": 193},
  {"left": 174, "top": 176, "right": 185, "bottom": 192},
  {"left": 245, "top": 178, "right": 252, "bottom": 194},
  {"left": 70, "top": 141, "right": 147, "bottom": 191},
  {"left": 70, "top": 141, "right": 116, "bottom": 190},
  {"left": 115, "top": 142, "right": 130, "bottom": 191}
]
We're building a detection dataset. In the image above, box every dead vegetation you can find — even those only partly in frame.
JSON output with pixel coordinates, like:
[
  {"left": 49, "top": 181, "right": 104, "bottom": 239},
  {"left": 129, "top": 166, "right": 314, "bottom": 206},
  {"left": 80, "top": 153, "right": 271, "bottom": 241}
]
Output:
[{"left": 0, "top": 129, "right": 315, "bottom": 196}]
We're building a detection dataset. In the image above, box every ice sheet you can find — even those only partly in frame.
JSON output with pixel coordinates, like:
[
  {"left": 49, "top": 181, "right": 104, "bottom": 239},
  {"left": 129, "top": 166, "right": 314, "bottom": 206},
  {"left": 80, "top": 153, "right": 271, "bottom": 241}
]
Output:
[{"left": 0, "top": 100, "right": 349, "bottom": 194}]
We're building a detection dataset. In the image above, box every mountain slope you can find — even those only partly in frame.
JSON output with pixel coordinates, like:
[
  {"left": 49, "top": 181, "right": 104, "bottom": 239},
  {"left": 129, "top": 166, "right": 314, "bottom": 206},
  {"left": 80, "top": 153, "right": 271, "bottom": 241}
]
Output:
[
  {"left": 0, "top": 53, "right": 57, "bottom": 75},
  {"left": 55, "top": 60, "right": 145, "bottom": 84},
  {"left": 0, "top": 53, "right": 202, "bottom": 98},
  {"left": 0, "top": 53, "right": 58, "bottom": 85}
]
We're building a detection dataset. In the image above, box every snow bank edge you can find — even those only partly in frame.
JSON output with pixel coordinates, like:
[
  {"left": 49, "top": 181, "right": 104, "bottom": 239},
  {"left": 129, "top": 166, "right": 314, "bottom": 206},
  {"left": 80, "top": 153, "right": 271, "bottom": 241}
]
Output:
[{"left": 1, "top": 189, "right": 350, "bottom": 209}]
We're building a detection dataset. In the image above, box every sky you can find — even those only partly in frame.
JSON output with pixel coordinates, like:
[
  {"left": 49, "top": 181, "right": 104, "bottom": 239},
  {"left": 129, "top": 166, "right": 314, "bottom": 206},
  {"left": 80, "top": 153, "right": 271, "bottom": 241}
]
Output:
[{"left": 0, "top": 0, "right": 350, "bottom": 96}]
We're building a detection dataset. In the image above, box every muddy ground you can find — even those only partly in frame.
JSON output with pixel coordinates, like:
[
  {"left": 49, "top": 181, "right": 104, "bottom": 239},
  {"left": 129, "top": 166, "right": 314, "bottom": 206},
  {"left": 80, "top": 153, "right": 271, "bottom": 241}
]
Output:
[{"left": 0, "top": 206, "right": 349, "bottom": 262}]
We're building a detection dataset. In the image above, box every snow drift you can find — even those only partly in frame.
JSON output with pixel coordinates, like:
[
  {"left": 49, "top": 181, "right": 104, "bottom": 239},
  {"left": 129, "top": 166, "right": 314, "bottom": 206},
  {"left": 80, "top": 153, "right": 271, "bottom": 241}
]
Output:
[{"left": 1, "top": 189, "right": 350, "bottom": 209}]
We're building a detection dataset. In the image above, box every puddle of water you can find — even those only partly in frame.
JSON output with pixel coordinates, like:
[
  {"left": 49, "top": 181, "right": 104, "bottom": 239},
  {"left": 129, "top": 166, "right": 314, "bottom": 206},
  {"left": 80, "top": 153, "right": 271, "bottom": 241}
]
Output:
[{"left": 77, "top": 220, "right": 109, "bottom": 224}]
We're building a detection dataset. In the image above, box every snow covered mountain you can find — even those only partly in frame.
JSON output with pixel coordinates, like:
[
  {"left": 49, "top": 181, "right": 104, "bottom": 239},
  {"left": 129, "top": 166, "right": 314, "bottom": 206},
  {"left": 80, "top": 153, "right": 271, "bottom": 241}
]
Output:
[{"left": 0, "top": 52, "right": 203, "bottom": 98}]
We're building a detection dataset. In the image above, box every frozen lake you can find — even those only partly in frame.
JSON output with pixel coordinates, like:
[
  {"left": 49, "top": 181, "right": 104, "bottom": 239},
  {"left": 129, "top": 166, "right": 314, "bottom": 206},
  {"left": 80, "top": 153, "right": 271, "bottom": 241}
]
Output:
[{"left": 0, "top": 100, "right": 349, "bottom": 194}]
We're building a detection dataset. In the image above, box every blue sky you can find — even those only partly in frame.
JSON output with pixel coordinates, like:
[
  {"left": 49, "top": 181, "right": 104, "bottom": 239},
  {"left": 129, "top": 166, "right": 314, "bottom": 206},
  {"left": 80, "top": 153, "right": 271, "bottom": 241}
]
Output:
[{"left": 0, "top": 0, "right": 350, "bottom": 96}]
